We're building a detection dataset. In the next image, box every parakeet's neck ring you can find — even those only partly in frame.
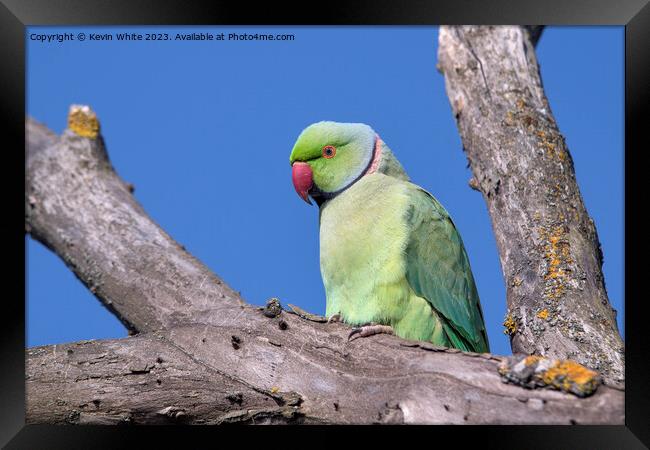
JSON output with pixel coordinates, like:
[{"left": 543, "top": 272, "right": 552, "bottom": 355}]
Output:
[
  {"left": 366, "top": 136, "right": 383, "bottom": 175},
  {"left": 309, "top": 134, "right": 382, "bottom": 206}
]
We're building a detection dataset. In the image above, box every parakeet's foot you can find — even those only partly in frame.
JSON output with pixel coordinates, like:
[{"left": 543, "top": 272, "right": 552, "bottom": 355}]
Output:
[
  {"left": 348, "top": 323, "right": 394, "bottom": 342},
  {"left": 327, "top": 313, "right": 342, "bottom": 323}
]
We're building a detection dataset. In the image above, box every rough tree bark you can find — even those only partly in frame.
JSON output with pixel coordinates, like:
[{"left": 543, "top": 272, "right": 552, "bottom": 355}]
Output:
[
  {"left": 437, "top": 26, "right": 624, "bottom": 385},
  {"left": 26, "top": 326, "right": 622, "bottom": 425},
  {"left": 24, "top": 25, "right": 624, "bottom": 423}
]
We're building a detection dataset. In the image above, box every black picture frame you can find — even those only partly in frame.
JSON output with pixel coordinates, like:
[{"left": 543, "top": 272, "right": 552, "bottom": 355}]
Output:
[{"left": 3, "top": 0, "right": 647, "bottom": 447}]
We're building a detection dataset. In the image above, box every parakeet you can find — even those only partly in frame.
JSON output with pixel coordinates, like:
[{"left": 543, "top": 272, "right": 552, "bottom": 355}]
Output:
[{"left": 289, "top": 121, "right": 489, "bottom": 353}]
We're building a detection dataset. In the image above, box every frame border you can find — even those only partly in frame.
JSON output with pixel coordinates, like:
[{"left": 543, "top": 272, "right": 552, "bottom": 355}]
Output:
[{"left": 3, "top": 0, "right": 647, "bottom": 447}]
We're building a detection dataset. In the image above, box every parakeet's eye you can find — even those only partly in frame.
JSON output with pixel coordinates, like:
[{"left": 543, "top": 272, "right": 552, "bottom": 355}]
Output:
[{"left": 322, "top": 145, "right": 336, "bottom": 159}]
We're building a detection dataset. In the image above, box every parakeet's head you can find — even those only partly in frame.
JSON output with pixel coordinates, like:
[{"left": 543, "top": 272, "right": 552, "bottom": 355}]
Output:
[{"left": 289, "top": 121, "right": 378, "bottom": 206}]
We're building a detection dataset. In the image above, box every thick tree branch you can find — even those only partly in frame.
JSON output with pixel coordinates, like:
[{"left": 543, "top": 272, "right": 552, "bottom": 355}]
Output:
[
  {"left": 26, "top": 323, "right": 623, "bottom": 424},
  {"left": 438, "top": 26, "right": 624, "bottom": 385}
]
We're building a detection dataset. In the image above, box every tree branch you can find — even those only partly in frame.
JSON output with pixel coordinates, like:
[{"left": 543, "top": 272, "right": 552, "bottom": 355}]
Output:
[
  {"left": 26, "top": 323, "right": 623, "bottom": 424},
  {"left": 437, "top": 26, "right": 624, "bottom": 385}
]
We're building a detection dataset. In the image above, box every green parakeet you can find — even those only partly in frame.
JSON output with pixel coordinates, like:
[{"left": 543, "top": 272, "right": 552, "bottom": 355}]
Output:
[{"left": 289, "top": 121, "right": 489, "bottom": 353}]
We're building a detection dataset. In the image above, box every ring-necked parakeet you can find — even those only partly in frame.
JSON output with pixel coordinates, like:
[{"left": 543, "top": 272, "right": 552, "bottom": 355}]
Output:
[{"left": 289, "top": 121, "right": 489, "bottom": 353}]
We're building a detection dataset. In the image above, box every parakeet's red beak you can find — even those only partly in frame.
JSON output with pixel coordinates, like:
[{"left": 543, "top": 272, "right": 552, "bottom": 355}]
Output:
[{"left": 291, "top": 162, "right": 313, "bottom": 205}]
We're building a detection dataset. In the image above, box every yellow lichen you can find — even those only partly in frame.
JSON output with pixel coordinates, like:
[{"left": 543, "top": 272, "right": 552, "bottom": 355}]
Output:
[
  {"left": 537, "top": 309, "right": 549, "bottom": 320},
  {"left": 539, "top": 224, "right": 571, "bottom": 300},
  {"left": 533, "top": 127, "right": 569, "bottom": 162},
  {"left": 270, "top": 386, "right": 279, "bottom": 394},
  {"left": 67, "top": 105, "right": 100, "bottom": 138},
  {"left": 503, "top": 314, "right": 518, "bottom": 335},
  {"left": 499, "top": 355, "right": 600, "bottom": 397},
  {"left": 511, "top": 276, "right": 522, "bottom": 287},
  {"left": 542, "top": 142, "right": 558, "bottom": 159},
  {"left": 524, "top": 355, "right": 543, "bottom": 366},
  {"left": 541, "top": 361, "right": 599, "bottom": 395}
]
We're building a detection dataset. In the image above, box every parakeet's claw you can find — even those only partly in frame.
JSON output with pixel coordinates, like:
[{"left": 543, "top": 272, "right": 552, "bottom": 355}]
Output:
[
  {"left": 327, "top": 313, "right": 342, "bottom": 323},
  {"left": 348, "top": 324, "right": 394, "bottom": 342}
]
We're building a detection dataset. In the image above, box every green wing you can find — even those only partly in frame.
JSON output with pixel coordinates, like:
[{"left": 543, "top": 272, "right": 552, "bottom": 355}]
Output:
[{"left": 404, "top": 186, "right": 489, "bottom": 353}]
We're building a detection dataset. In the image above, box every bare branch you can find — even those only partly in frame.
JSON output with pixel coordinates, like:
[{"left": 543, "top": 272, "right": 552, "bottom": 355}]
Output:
[
  {"left": 26, "top": 322, "right": 623, "bottom": 424},
  {"left": 437, "top": 26, "right": 624, "bottom": 385}
]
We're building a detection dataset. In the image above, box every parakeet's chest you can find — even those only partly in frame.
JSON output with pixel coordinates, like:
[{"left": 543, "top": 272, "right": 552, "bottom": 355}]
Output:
[{"left": 318, "top": 174, "right": 411, "bottom": 320}]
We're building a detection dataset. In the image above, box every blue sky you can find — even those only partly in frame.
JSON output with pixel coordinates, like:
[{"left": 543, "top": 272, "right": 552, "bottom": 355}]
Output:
[{"left": 26, "top": 26, "right": 624, "bottom": 356}]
